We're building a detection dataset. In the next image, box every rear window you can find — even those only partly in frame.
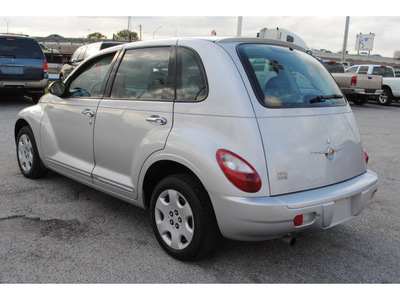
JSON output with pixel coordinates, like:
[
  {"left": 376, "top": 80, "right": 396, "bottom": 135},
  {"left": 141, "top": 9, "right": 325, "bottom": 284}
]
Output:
[
  {"left": 0, "top": 36, "right": 44, "bottom": 59},
  {"left": 238, "top": 44, "right": 345, "bottom": 108},
  {"left": 322, "top": 61, "right": 345, "bottom": 73}
]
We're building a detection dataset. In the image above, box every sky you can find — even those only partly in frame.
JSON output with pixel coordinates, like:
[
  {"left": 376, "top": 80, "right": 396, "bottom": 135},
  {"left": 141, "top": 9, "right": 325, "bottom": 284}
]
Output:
[{"left": 2, "top": 0, "right": 400, "bottom": 58}]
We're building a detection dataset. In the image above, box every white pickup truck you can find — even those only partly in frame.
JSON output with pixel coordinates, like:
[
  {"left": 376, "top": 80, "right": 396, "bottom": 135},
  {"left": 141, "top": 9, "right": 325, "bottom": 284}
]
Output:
[
  {"left": 322, "top": 61, "right": 383, "bottom": 105},
  {"left": 346, "top": 65, "right": 400, "bottom": 106}
]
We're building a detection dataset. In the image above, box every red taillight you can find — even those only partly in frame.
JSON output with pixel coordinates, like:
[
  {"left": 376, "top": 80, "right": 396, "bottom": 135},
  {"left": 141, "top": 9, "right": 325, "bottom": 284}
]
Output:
[
  {"left": 43, "top": 61, "right": 48, "bottom": 72},
  {"left": 364, "top": 150, "right": 369, "bottom": 164},
  {"left": 216, "top": 149, "right": 261, "bottom": 193},
  {"left": 351, "top": 76, "right": 357, "bottom": 86}
]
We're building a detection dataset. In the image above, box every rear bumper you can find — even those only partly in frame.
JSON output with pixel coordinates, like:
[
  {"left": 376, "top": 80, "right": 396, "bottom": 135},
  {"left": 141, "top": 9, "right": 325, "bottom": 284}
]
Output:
[
  {"left": 343, "top": 88, "right": 383, "bottom": 96},
  {"left": 210, "top": 170, "right": 378, "bottom": 241},
  {"left": 0, "top": 79, "right": 48, "bottom": 91}
]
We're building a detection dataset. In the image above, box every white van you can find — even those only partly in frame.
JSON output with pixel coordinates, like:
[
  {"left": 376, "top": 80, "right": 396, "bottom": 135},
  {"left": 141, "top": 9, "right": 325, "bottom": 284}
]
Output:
[{"left": 257, "top": 27, "right": 308, "bottom": 49}]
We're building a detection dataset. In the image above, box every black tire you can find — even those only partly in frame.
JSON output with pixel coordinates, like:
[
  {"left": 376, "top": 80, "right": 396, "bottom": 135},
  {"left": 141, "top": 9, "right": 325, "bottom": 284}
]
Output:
[
  {"left": 351, "top": 96, "right": 367, "bottom": 105},
  {"left": 31, "top": 94, "right": 41, "bottom": 104},
  {"left": 16, "top": 126, "right": 48, "bottom": 179},
  {"left": 150, "top": 174, "right": 218, "bottom": 261},
  {"left": 378, "top": 88, "right": 393, "bottom": 106}
]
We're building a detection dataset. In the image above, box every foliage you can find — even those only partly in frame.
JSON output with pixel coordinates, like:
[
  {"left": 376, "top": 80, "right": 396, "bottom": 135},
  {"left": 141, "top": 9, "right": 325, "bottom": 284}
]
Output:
[
  {"left": 87, "top": 32, "right": 107, "bottom": 39},
  {"left": 113, "top": 29, "right": 138, "bottom": 41}
]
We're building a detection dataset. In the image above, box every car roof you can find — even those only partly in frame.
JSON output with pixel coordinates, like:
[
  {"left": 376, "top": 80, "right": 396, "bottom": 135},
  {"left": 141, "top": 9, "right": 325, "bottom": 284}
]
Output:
[{"left": 0, "top": 34, "right": 36, "bottom": 40}]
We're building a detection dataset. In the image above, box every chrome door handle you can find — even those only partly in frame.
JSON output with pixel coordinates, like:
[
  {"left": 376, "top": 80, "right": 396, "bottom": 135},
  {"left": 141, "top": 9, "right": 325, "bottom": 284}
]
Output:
[
  {"left": 82, "top": 109, "right": 95, "bottom": 117},
  {"left": 146, "top": 115, "right": 167, "bottom": 125}
]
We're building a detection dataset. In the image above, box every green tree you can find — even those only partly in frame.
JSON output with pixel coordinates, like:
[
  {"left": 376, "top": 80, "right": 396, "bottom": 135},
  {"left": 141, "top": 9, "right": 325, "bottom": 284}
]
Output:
[
  {"left": 87, "top": 32, "right": 107, "bottom": 39},
  {"left": 114, "top": 29, "right": 138, "bottom": 41}
]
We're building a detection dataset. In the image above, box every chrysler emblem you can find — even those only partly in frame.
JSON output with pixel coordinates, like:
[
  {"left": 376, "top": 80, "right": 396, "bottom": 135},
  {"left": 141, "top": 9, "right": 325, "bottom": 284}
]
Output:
[{"left": 312, "top": 146, "right": 344, "bottom": 160}]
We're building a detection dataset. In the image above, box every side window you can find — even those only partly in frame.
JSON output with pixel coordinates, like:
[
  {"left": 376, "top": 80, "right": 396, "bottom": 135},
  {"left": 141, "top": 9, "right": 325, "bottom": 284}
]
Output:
[
  {"left": 110, "top": 47, "right": 171, "bottom": 100},
  {"left": 176, "top": 47, "right": 207, "bottom": 101},
  {"left": 70, "top": 48, "right": 82, "bottom": 62},
  {"left": 359, "top": 66, "right": 369, "bottom": 74},
  {"left": 77, "top": 46, "right": 88, "bottom": 62},
  {"left": 68, "top": 53, "right": 115, "bottom": 98},
  {"left": 286, "top": 35, "right": 294, "bottom": 43}
]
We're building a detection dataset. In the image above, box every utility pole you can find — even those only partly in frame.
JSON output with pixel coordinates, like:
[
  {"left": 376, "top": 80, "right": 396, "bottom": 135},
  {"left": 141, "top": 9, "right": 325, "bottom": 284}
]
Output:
[
  {"left": 4, "top": 19, "right": 11, "bottom": 34},
  {"left": 341, "top": 16, "right": 350, "bottom": 62},
  {"left": 127, "top": 16, "right": 132, "bottom": 42},
  {"left": 236, "top": 16, "right": 243, "bottom": 36}
]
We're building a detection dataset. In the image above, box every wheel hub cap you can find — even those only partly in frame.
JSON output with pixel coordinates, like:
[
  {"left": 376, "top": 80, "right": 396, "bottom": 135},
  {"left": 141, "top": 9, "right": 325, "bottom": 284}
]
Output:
[
  {"left": 154, "top": 189, "right": 194, "bottom": 250},
  {"left": 18, "top": 134, "right": 33, "bottom": 172}
]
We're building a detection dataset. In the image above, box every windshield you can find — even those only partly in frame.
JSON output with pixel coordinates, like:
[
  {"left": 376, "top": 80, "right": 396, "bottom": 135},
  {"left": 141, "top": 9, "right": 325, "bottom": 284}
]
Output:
[{"left": 238, "top": 44, "right": 345, "bottom": 108}]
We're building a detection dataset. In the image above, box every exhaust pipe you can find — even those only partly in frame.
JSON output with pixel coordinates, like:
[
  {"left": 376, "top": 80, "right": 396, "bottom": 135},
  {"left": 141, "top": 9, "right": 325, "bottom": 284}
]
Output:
[{"left": 279, "top": 235, "right": 296, "bottom": 246}]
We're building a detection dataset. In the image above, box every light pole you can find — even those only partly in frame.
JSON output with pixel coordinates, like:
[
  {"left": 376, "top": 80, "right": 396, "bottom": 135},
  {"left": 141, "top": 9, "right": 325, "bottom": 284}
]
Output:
[
  {"left": 153, "top": 26, "right": 161, "bottom": 39},
  {"left": 4, "top": 19, "right": 11, "bottom": 34},
  {"left": 237, "top": 16, "right": 243, "bottom": 36},
  {"left": 341, "top": 17, "right": 350, "bottom": 63}
]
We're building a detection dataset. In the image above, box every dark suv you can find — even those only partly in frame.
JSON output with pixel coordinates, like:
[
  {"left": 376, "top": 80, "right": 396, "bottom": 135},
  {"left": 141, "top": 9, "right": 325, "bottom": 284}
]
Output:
[
  {"left": 59, "top": 42, "right": 122, "bottom": 81},
  {"left": 0, "top": 35, "right": 48, "bottom": 103}
]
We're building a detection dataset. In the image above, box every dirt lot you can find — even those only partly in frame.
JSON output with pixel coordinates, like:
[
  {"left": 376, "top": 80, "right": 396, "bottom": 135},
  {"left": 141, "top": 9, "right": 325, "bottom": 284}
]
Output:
[{"left": 0, "top": 96, "right": 399, "bottom": 285}]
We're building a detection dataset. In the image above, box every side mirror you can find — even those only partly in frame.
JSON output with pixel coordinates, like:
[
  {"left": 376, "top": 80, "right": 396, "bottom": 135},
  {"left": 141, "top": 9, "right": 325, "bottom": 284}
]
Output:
[{"left": 48, "top": 81, "right": 66, "bottom": 97}]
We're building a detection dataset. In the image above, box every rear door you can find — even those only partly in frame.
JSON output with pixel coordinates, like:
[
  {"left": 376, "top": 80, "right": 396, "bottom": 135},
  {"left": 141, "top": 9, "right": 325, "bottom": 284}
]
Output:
[
  {"left": 91, "top": 45, "right": 175, "bottom": 200},
  {"left": 236, "top": 43, "right": 367, "bottom": 196}
]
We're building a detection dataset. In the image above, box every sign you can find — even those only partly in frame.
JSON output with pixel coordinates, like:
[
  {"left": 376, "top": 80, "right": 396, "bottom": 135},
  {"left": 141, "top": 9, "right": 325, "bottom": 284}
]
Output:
[{"left": 355, "top": 33, "right": 375, "bottom": 51}]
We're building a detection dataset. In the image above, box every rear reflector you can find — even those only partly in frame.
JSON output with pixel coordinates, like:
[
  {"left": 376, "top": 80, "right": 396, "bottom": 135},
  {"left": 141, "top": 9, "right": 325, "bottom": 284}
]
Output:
[
  {"left": 364, "top": 150, "right": 369, "bottom": 164},
  {"left": 371, "top": 190, "right": 377, "bottom": 200},
  {"left": 294, "top": 215, "right": 303, "bottom": 226}
]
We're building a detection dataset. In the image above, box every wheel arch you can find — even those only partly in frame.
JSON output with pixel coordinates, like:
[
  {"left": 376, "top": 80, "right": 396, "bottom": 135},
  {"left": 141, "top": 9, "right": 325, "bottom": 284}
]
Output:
[
  {"left": 142, "top": 160, "right": 204, "bottom": 210},
  {"left": 14, "top": 118, "right": 31, "bottom": 143},
  {"left": 382, "top": 84, "right": 393, "bottom": 94}
]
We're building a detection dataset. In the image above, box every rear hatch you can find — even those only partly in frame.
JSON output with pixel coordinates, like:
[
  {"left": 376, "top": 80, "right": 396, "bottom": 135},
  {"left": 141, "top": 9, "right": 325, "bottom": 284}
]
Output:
[
  {"left": 237, "top": 43, "right": 367, "bottom": 196},
  {"left": 0, "top": 35, "right": 46, "bottom": 82}
]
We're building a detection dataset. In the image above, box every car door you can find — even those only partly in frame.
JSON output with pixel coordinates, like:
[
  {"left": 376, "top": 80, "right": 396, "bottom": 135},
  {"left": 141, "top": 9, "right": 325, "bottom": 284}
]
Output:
[
  {"left": 91, "top": 46, "right": 175, "bottom": 201},
  {"left": 40, "top": 52, "right": 117, "bottom": 184}
]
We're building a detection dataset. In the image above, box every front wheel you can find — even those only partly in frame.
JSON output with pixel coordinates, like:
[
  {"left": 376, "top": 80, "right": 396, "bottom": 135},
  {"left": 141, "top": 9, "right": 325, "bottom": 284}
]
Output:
[
  {"left": 16, "top": 126, "right": 48, "bottom": 179},
  {"left": 150, "top": 174, "right": 218, "bottom": 261}
]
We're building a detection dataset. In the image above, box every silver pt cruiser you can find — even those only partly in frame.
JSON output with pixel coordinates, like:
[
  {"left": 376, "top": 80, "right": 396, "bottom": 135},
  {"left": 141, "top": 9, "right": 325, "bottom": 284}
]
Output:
[{"left": 15, "top": 37, "right": 379, "bottom": 261}]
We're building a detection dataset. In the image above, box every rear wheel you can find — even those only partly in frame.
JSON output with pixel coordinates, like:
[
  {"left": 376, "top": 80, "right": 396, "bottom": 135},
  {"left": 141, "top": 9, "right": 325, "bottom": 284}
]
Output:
[
  {"left": 150, "top": 174, "right": 218, "bottom": 261},
  {"left": 378, "top": 88, "right": 393, "bottom": 106},
  {"left": 351, "top": 96, "right": 367, "bottom": 105},
  {"left": 16, "top": 126, "right": 48, "bottom": 179}
]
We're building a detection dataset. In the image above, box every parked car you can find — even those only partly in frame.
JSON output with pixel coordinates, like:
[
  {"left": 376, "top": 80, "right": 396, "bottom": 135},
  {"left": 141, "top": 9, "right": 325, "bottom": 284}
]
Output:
[
  {"left": 59, "top": 42, "right": 122, "bottom": 81},
  {"left": 322, "top": 60, "right": 382, "bottom": 105},
  {"left": 14, "top": 37, "right": 378, "bottom": 261},
  {"left": 47, "top": 34, "right": 63, "bottom": 38},
  {"left": 0, "top": 34, "right": 48, "bottom": 103},
  {"left": 346, "top": 65, "right": 400, "bottom": 105}
]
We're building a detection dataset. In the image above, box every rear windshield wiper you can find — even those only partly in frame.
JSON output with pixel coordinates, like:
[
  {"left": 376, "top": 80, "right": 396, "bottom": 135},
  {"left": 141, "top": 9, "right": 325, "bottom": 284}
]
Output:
[
  {"left": 0, "top": 54, "right": 16, "bottom": 58},
  {"left": 309, "top": 94, "right": 343, "bottom": 104}
]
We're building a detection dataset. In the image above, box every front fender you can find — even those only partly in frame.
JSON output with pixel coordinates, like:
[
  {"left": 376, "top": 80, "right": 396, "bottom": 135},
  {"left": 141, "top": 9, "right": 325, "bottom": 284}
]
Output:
[{"left": 15, "top": 104, "right": 46, "bottom": 160}]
